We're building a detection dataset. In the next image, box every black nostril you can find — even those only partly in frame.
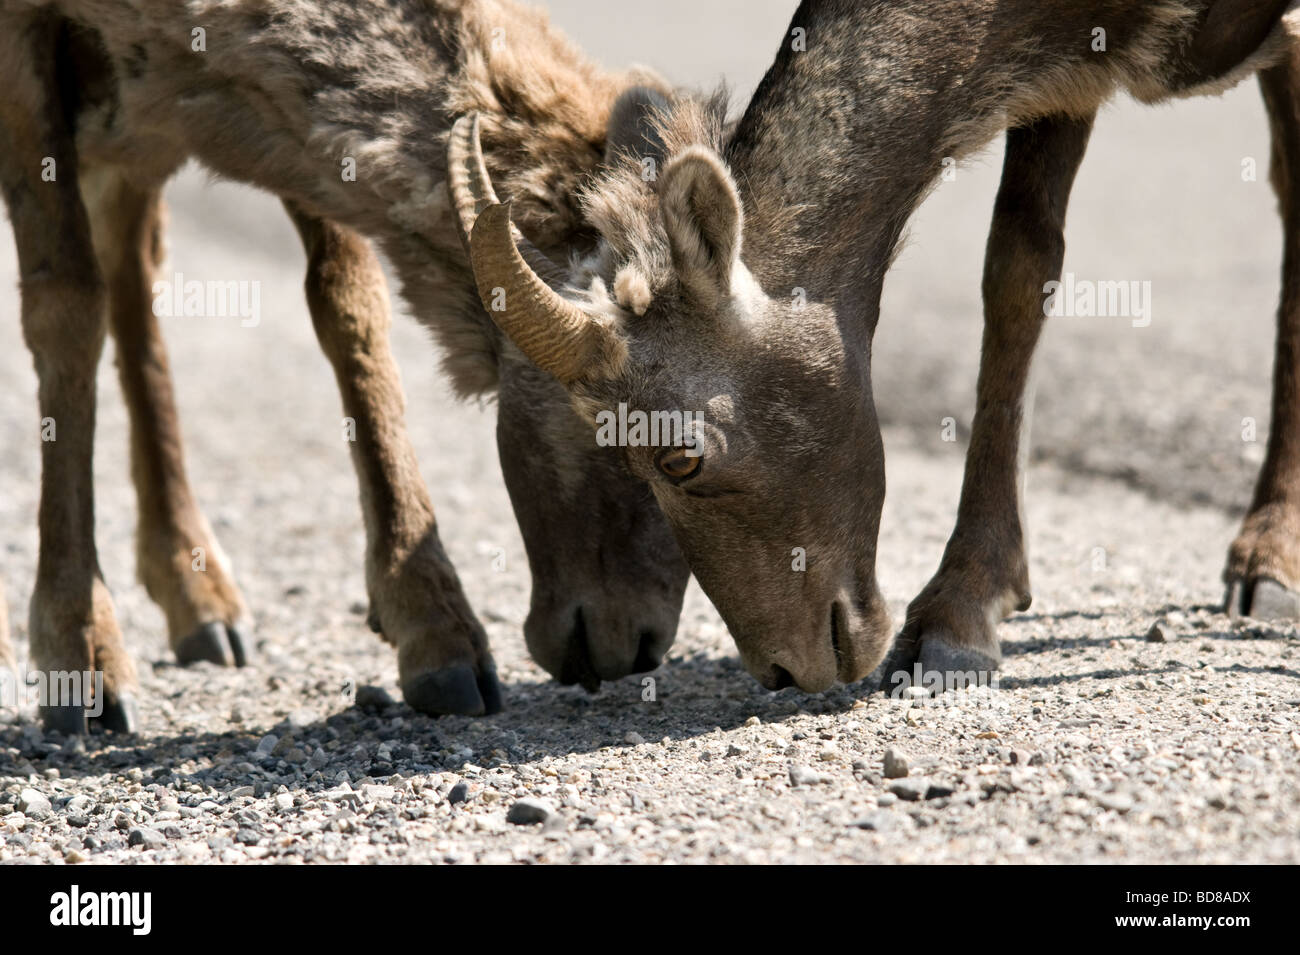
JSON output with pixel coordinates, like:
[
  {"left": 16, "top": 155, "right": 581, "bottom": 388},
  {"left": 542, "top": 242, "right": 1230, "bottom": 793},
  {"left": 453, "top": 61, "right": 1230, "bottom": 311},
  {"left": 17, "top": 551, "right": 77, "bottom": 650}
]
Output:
[
  {"left": 632, "top": 630, "right": 661, "bottom": 674},
  {"left": 558, "top": 607, "right": 601, "bottom": 693},
  {"left": 830, "top": 602, "right": 844, "bottom": 667},
  {"left": 770, "top": 665, "right": 795, "bottom": 690}
]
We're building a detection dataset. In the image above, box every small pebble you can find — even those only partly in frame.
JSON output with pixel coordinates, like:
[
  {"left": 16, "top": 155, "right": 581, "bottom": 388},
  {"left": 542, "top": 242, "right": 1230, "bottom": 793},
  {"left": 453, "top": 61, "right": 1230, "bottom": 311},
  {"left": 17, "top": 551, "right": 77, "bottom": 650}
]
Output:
[
  {"left": 888, "top": 778, "right": 929, "bottom": 802},
  {"left": 882, "top": 747, "right": 910, "bottom": 779},
  {"left": 16, "top": 789, "right": 50, "bottom": 815},
  {"left": 788, "top": 765, "right": 830, "bottom": 787},
  {"left": 850, "top": 812, "right": 897, "bottom": 832},
  {"left": 128, "top": 827, "right": 166, "bottom": 849},
  {"left": 507, "top": 798, "right": 556, "bottom": 826}
]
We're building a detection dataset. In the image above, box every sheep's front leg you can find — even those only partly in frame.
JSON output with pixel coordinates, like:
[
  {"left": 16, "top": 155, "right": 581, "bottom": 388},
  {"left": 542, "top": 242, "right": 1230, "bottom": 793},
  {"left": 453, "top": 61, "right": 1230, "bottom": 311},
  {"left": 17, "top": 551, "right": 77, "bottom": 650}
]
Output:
[
  {"left": 880, "top": 113, "right": 1095, "bottom": 691},
  {"left": 0, "top": 12, "right": 138, "bottom": 733},
  {"left": 87, "top": 172, "right": 251, "bottom": 666},
  {"left": 1225, "top": 47, "right": 1300, "bottom": 620},
  {"left": 285, "top": 203, "right": 500, "bottom": 716}
]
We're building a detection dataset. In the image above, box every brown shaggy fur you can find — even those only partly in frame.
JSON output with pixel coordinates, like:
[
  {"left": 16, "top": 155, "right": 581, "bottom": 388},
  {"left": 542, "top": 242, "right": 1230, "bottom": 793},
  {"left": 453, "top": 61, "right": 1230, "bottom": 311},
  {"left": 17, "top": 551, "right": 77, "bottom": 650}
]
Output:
[{"left": 0, "top": 0, "right": 696, "bottom": 724}]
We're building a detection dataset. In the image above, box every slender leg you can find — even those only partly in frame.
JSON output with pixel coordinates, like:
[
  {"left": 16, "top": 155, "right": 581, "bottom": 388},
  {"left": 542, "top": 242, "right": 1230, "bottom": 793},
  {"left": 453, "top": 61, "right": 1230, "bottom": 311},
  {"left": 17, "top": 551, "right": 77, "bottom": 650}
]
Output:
[
  {"left": 1225, "top": 42, "right": 1300, "bottom": 619},
  {"left": 0, "top": 10, "right": 137, "bottom": 732},
  {"left": 85, "top": 170, "right": 251, "bottom": 664},
  {"left": 284, "top": 202, "right": 501, "bottom": 715},
  {"left": 882, "top": 112, "right": 1095, "bottom": 687}
]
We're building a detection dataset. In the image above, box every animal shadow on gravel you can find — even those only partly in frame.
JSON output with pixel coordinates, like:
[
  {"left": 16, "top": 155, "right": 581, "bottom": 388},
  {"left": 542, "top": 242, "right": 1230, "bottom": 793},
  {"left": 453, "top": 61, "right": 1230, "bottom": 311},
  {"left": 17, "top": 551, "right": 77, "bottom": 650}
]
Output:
[
  {"left": 3, "top": 605, "right": 1294, "bottom": 789},
  {"left": 0, "top": 651, "right": 882, "bottom": 788},
  {"left": 997, "top": 602, "right": 1300, "bottom": 690}
]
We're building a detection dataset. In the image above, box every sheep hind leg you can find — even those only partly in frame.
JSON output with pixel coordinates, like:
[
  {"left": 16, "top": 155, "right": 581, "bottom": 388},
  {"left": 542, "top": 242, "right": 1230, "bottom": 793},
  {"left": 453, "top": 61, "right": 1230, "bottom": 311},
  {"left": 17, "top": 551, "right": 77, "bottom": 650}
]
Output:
[
  {"left": 86, "top": 169, "right": 252, "bottom": 666},
  {"left": 1225, "top": 43, "right": 1300, "bottom": 621},
  {"left": 0, "top": 10, "right": 137, "bottom": 733}
]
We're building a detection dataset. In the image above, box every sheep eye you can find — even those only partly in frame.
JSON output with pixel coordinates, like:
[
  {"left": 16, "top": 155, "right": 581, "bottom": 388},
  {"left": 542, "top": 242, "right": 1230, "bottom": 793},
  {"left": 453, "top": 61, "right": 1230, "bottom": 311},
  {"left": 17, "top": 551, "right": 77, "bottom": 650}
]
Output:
[{"left": 658, "top": 448, "right": 702, "bottom": 481}]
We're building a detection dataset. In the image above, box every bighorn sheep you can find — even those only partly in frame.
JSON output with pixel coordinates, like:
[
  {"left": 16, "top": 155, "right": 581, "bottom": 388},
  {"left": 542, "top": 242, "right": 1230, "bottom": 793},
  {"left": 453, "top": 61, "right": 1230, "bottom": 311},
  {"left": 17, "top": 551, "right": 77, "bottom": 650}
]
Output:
[
  {"left": 9, "top": 0, "right": 1297, "bottom": 732},
  {"left": 0, "top": 0, "right": 692, "bottom": 731},
  {"left": 454, "top": 0, "right": 1300, "bottom": 692}
]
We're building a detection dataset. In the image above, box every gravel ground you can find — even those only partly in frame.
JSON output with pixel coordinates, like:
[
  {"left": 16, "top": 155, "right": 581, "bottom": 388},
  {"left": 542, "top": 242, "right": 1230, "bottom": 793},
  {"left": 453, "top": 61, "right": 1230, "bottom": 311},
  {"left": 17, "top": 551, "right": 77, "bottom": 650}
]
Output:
[
  {"left": 1, "top": 433, "right": 1297, "bottom": 865},
  {"left": 2, "top": 2, "right": 1299, "bottom": 865}
]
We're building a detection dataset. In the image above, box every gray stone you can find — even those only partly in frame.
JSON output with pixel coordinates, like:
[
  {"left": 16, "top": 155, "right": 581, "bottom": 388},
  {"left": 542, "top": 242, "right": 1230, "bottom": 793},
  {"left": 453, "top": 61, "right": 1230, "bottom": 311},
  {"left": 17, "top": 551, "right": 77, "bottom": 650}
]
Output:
[
  {"left": 507, "top": 798, "right": 556, "bottom": 825},
  {"left": 1094, "top": 792, "right": 1135, "bottom": 814},
  {"left": 888, "top": 778, "right": 929, "bottom": 802},
  {"left": 788, "top": 764, "right": 830, "bottom": 786},
  {"left": 128, "top": 827, "right": 166, "bottom": 849},
  {"left": 882, "top": 747, "right": 910, "bottom": 779},
  {"left": 1146, "top": 622, "right": 1169, "bottom": 643},
  {"left": 16, "top": 789, "right": 50, "bottom": 815},
  {"left": 850, "top": 812, "right": 897, "bottom": 831}
]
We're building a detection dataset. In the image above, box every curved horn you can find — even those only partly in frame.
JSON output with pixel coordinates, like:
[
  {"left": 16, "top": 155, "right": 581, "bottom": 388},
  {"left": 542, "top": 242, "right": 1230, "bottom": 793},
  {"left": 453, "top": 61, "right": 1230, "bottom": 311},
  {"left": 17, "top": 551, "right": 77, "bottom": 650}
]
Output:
[
  {"left": 446, "top": 113, "right": 568, "bottom": 287},
  {"left": 469, "top": 201, "right": 624, "bottom": 384},
  {"left": 447, "top": 113, "right": 498, "bottom": 256}
]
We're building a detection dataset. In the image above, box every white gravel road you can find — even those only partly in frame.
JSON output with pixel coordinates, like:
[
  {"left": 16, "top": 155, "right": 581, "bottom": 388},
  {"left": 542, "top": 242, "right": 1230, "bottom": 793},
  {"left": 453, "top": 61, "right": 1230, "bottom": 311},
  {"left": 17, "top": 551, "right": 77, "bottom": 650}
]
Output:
[{"left": 1, "top": 2, "right": 1298, "bottom": 864}]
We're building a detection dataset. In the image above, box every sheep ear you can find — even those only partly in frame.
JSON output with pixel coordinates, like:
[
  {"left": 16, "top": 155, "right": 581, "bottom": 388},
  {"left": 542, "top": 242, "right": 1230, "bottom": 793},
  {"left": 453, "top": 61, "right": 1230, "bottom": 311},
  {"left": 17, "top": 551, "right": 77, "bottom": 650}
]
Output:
[
  {"left": 659, "top": 146, "right": 743, "bottom": 303},
  {"left": 605, "top": 86, "right": 670, "bottom": 166}
]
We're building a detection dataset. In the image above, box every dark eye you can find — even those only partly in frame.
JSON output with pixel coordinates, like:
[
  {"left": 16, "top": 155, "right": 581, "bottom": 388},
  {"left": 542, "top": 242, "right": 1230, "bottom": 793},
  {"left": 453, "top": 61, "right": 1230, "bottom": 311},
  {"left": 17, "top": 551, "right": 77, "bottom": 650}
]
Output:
[{"left": 657, "top": 447, "right": 702, "bottom": 481}]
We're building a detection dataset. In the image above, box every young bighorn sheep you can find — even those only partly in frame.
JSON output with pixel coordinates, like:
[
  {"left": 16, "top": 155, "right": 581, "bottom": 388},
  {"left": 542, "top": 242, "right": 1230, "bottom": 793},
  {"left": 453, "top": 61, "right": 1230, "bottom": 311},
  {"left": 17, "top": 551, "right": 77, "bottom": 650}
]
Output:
[
  {"left": 454, "top": 0, "right": 1300, "bottom": 693},
  {"left": 0, "top": 0, "right": 691, "bottom": 731}
]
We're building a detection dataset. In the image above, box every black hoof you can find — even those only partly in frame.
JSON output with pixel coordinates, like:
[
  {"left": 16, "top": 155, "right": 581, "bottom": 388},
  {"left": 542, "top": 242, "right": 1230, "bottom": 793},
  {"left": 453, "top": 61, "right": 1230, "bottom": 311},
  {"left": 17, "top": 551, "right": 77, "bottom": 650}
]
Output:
[
  {"left": 226, "top": 624, "right": 250, "bottom": 668},
  {"left": 477, "top": 666, "right": 503, "bottom": 715},
  {"left": 402, "top": 664, "right": 500, "bottom": 717},
  {"left": 1227, "top": 578, "right": 1300, "bottom": 621},
  {"left": 176, "top": 621, "right": 249, "bottom": 667},
  {"left": 917, "top": 637, "right": 1000, "bottom": 689},
  {"left": 93, "top": 692, "right": 138, "bottom": 734},
  {"left": 872, "top": 634, "right": 920, "bottom": 693},
  {"left": 40, "top": 704, "right": 87, "bottom": 736},
  {"left": 873, "top": 628, "right": 1000, "bottom": 694}
]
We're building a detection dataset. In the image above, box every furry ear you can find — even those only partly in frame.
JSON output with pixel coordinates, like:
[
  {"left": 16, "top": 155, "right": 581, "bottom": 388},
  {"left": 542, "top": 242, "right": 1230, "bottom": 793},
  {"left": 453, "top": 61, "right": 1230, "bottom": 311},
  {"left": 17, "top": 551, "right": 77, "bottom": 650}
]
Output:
[
  {"left": 605, "top": 86, "right": 671, "bottom": 165},
  {"left": 658, "top": 146, "right": 743, "bottom": 303}
]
